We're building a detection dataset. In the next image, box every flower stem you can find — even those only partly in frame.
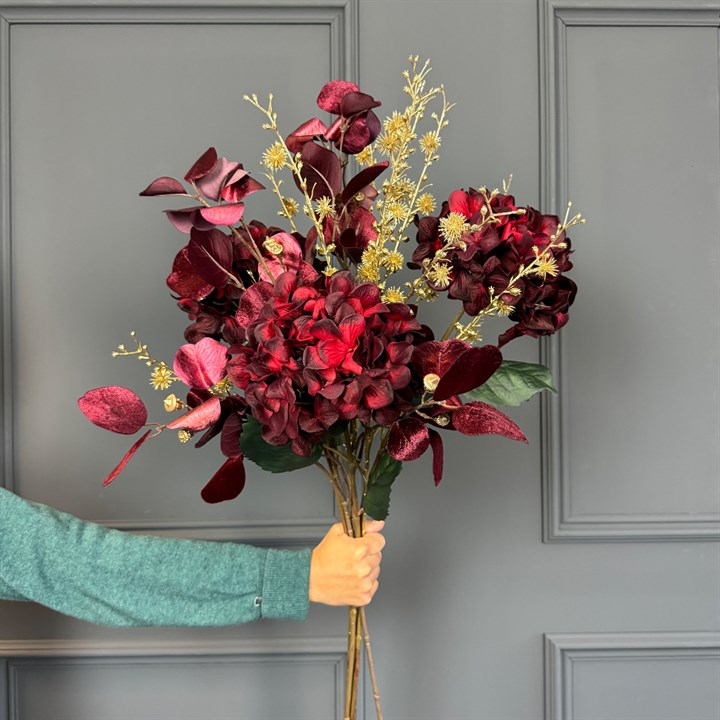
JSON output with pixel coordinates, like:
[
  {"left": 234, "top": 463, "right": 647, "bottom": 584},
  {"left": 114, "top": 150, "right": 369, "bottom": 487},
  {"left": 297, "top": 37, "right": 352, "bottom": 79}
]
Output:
[
  {"left": 441, "top": 305, "right": 465, "bottom": 340},
  {"left": 360, "top": 608, "right": 383, "bottom": 720}
]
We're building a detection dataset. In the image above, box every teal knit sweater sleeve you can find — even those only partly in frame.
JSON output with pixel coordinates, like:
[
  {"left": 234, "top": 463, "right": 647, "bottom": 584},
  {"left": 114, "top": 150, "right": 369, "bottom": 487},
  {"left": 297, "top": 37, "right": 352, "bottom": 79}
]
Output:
[{"left": 0, "top": 488, "right": 310, "bottom": 627}]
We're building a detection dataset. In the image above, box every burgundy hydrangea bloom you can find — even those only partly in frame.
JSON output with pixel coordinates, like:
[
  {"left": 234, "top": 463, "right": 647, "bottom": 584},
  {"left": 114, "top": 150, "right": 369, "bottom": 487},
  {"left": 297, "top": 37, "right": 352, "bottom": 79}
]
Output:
[
  {"left": 226, "top": 269, "right": 427, "bottom": 455},
  {"left": 411, "top": 188, "right": 576, "bottom": 344}
]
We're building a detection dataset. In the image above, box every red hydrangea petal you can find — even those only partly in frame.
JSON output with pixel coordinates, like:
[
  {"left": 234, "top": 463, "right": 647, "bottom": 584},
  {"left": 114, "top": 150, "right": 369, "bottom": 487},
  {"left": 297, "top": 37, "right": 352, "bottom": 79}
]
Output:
[
  {"left": 433, "top": 345, "right": 503, "bottom": 401},
  {"left": 185, "top": 147, "right": 217, "bottom": 182},
  {"left": 317, "top": 80, "right": 359, "bottom": 114},
  {"left": 201, "top": 456, "right": 246, "bottom": 503},
  {"left": 338, "top": 313, "right": 366, "bottom": 346},
  {"left": 198, "top": 202, "right": 245, "bottom": 226},
  {"left": 167, "top": 397, "right": 222, "bottom": 432},
  {"left": 173, "top": 338, "right": 228, "bottom": 389},
  {"left": 102, "top": 429, "right": 153, "bottom": 486},
  {"left": 139, "top": 177, "right": 185, "bottom": 196},
  {"left": 453, "top": 402, "right": 528, "bottom": 443},
  {"left": 428, "top": 429, "right": 444, "bottom": 486},
  {"left": 388, "top": 418, "right": 430, "bottom": 461},
  {"left": 78, "top": 386, "right": 148, "bottom": 435}
]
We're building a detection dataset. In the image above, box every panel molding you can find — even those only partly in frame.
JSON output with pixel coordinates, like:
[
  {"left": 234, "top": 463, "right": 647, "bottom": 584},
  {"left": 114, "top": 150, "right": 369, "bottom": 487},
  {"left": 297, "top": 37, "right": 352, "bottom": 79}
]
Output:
[
  {"left": 539, "top": 0, "right": 720, "bottom": 542},
  {"left": 0, "top": 0, "right": 358, "bottom": 540},
  {"left": 544, "top": 631, "right": 720, "bottom": 720},
  {"left": 0, "top": 637, "right": 350, "bottom": 720}
]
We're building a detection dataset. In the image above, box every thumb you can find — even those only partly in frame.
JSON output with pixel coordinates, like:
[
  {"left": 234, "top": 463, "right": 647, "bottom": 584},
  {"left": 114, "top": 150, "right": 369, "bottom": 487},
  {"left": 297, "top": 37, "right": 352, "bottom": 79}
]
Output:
[{"left": 364, "top": 520, "right": 385, "bottom": 534}]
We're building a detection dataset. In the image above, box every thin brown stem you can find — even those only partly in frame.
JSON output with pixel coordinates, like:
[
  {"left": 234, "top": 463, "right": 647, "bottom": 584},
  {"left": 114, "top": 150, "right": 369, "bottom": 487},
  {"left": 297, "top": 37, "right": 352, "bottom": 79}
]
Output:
[
  {"left": 360, "top": 608, "right": 383, "bottom": 720},
  {"left": 441, "top": 305, "right": 465, "bottom": 340}
]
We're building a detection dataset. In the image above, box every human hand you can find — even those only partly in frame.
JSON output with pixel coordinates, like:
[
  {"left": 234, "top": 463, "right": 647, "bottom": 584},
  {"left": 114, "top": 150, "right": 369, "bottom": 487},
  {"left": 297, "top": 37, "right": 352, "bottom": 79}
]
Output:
[{"left": 309, "top": 521, "right": 386, "bottom": 607}]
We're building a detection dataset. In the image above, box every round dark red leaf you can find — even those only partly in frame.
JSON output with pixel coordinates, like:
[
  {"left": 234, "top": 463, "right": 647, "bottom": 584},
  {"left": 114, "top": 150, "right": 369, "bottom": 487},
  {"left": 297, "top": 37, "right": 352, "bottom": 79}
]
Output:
[
  {"left": 78, "top": 386, "right": 148, "bottom": 435},
  {"left": 387, "top": 417, "right": 430, "bottom": 461},
  {"left": 201, "top": 456, "right": 246, "bottom": 503}
]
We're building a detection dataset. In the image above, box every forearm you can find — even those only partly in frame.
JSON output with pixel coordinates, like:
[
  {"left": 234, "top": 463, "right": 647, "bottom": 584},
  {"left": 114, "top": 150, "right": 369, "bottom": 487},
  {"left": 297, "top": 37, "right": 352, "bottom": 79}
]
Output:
[{"left": 0, "top": 488, "right": 310, "bottom": 627}]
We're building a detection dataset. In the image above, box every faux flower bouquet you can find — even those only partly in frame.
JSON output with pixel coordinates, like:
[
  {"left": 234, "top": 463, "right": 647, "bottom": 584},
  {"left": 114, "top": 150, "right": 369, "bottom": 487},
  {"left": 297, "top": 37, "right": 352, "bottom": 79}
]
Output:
[{"left": 79, "top": 57, "right": 582, "bottom": 720}]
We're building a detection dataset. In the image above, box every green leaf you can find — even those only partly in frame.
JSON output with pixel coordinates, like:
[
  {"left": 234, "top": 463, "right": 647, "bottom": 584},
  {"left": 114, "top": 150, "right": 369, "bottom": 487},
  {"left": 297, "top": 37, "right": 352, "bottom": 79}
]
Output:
[
  {"left": 362, "top": 454, "right": 403, "bottom": 521},
  {"left": 240, "top": 416, "right": 322, "bottom": 473},
  {"left": 463, "top": 360, "right": 557, "bottom": 407}
]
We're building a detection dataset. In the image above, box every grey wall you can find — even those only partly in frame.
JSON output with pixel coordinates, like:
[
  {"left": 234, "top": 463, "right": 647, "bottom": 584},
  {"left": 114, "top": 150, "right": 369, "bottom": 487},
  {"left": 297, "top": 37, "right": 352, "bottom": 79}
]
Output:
[{"left": 1, "top": 1, "right": 718, "bottom": 719}]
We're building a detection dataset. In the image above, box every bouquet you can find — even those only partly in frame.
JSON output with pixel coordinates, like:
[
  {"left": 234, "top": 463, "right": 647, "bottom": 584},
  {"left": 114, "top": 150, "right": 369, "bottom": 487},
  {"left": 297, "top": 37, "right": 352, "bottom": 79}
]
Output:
[{"left": 78, "top": 57, "right": 582, "bottom": 720}]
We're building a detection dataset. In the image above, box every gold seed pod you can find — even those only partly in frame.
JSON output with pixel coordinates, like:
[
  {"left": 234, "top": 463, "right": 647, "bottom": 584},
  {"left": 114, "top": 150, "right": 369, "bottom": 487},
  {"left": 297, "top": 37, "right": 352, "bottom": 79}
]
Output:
[
  {"left": 423, "top": 373, "right": 441, "bottom": 393},
  {"left": 263, "top": 238, "right": 284, "bottom": 256},
  {"left": 164, "top": 394, "right": 180, "bottom": 412},
  {"left": 435, "top": 414, "right": 450, "bottom": 427},
  {"left": 177, "top": 430, "right": 193, "bottom": 444}
]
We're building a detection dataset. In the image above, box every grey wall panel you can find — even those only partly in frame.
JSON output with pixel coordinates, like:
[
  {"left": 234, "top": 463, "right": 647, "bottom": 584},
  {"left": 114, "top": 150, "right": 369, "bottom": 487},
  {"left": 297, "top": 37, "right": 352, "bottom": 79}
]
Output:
[
  {"left": 539, "top": 1, "right": 720, "bottom": 541},
  {"left": 2, "top": 638, "right": 346, "bottom": 720},
  {"left": 0, "top": 1, "right": 358, "bottom": 541},
  {"left": 545, "top": 632, "right": 720, "bottom": 720}
]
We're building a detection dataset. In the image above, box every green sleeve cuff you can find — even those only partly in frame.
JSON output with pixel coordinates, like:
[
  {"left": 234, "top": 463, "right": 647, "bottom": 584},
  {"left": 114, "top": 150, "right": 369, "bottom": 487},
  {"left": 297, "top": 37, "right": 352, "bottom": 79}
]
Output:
[{"left": 259, "top": 547, "right": 311, "bottom": 621}]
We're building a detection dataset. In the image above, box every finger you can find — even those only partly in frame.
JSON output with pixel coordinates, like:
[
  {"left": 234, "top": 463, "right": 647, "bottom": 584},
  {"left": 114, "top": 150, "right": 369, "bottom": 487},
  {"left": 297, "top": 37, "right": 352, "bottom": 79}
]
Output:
[
  {"left": 363, "top": 534, "right": 386, "bottom": 553},
  {"left": 364, "top": 520, "right": 385, "bottom": 534}
]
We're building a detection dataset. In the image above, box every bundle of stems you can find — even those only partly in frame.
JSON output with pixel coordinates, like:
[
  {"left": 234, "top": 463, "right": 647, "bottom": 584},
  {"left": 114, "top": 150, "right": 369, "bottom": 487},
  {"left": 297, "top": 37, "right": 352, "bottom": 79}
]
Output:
[{"left": 317, "top": 423, "right": 386, "bottom": 720}]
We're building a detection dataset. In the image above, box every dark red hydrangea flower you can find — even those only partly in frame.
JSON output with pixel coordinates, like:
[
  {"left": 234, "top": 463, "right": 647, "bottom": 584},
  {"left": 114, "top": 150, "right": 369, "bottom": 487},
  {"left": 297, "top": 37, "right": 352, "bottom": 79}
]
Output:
[
  {"left": 226, "top": 269, "right": 428, "bottom": 455},
  {"left": 411, "top": 188, "right": 576, "bottom": 344}
]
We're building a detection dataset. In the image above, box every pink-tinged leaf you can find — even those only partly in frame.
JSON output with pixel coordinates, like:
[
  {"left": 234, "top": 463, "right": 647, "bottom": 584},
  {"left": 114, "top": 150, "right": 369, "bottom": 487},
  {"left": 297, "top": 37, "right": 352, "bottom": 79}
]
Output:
[
  {"left": 341, "top": 162, "right": 389, "bottom": 204},
  {"left": 102, "top": 429, "right": 152, "bottom": 486},
  {"left": 187, "top": 228, "right": 235, "bottom": 288},
  {"left": 198, "top": 202, "right": 245, "bottom": 226},
  {"left": 195, "top": 157, "right": 239, "bottom": 202},
  {"left": 139, "top": 176, "right": 186, "bottom": 197},
  {"left": 201, "top": 456, "right": 246, "bottom": 503},
  {"left": 286, "top": 117, "right": 329, "bottom": 154},
  {"left": 221, "top": 169, "right": 265, "bottom": 203},
  {"left": 298, "top": 143, "right": 342, "bottom": 200},
  {"left": 452, "top": 401, "right": 528, "bottom": 443},
  {"left": 428, "top": 429, "right": 444, "bottom": 486},
  {"left": 167, "top": 246, "right": 214, "bottom": 300},
  {"left": 235, "top": 282, "right": 274, "bottom": 330},
  {"left": 434, "top": 345, "right": 503, "bottom": 402},
  {"left": 173, "top": 338, "right": 228, "bottom": 389},
  {"left": 317, "top": 80, "right": 359, "bottom": 114},
  {"left": 388, "top": 418, "right": 430, "bottom": 461},
  {"left": 185, "top": 147, "right": 217, "bottom": 182},
  {"left": 163, "top": 206, "right": 213, "bottom": 234},
  {"left": 78, "top": 387, "right": 148, "bottom": 435},
  {"left": 167, "top": 397, "right": 222, "bottom": 432}
]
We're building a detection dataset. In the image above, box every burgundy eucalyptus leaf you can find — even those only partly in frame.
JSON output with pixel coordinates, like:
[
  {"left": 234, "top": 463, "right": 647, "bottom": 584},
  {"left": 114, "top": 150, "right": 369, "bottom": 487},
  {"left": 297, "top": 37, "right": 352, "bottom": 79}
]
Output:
[
  {"left": 172, "top": 338, "right": 228, "bottom": 390},
  {"left": 286, "top": 118, "right": 329, "bottom": 154},
  {"left": 220, "top": 412, "right": 244, "bottom": 458},
  {"left": 341, "top": 162, "right": 389, "bottom": 205},
  {"left": 220, "top": 169, "right": 265, "bottom": 203},
  {"left": 166, "top": 396, "right": 222, "bottom": 432},
  {"left": 412, "top": 339, "right": 470, "bottom": 378},
  {"left": 235, "top": 281, "right": 274, "bottom": 331},
  {"left": 198, "top": 202, "right": 245, "bottom": 227},
  {"left": 317, "top": 80, "right": 360, "bottom": 114},
  {"left": 167, "top": 247, "right": 214, "bottom": 300},
  {"left": 433, "top": 345, "right": 503, "bottom": 401},
  {"left": 201, "top": 455, "right": 246, "bottom": 503},
  {"left": 184, "top": 147, "right": 217, "bottom": 182},
  {"left": 139, "top": 177, "right": 186, "bottom": 197},
  {"left": 428, "top": 428, "right": 444, "bottom": 486},
  {"left": 78, "top": 386, "right": 148, "bottom": 435},
  {"left": 163, "top": 207, "right": 213, "bottom": 234},
  {"left": 187, "top": 228, "right": 235, "bottom": 288},
  {"left": 102, "top": 429, "right": 153, "bottom": 487},
  {"left": 194, "top": 156, "right": 239, "bottom": 202},
  {"left": 452, "top": 401, "right": 528, "bottom": 443},
  {"left": 387, "top": 417, "right": 430, "bottom": 461},
  {"left": 297, "top": 143, "right": 342, "bottom": 200}
]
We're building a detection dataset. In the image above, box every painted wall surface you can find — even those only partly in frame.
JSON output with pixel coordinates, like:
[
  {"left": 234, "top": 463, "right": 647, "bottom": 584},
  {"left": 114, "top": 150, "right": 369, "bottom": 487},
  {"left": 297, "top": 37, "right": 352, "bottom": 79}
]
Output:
[{"left": 1, "top": 1, "right": 718, "bottom": 718}]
